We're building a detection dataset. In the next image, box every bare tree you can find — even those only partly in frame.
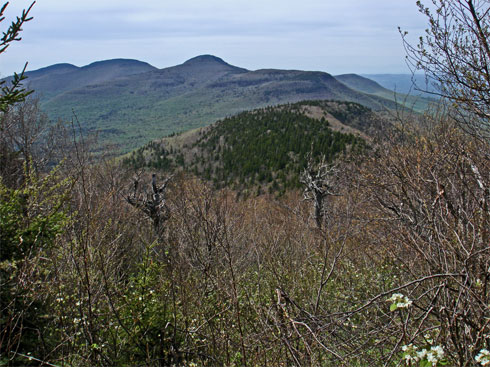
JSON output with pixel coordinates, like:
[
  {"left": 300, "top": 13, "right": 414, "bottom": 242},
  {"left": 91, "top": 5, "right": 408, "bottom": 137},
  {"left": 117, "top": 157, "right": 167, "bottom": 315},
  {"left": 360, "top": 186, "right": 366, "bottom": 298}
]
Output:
[
  {"left": 402, "top": 0, "right": 490, "bottom": 138},
  {"left": 300, "top": 153, "right": 338, "bottom": 228},
  {"left": 127, "top": 173, "right": 172, "bottom": 242}
]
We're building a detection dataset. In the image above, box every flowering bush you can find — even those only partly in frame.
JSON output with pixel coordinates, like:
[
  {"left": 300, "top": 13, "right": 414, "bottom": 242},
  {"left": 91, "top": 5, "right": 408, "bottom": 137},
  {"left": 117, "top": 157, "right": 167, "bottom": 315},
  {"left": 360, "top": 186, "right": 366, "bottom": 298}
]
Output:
[{"left": 401, "top": 344, "right": 447, "bottom": 366}]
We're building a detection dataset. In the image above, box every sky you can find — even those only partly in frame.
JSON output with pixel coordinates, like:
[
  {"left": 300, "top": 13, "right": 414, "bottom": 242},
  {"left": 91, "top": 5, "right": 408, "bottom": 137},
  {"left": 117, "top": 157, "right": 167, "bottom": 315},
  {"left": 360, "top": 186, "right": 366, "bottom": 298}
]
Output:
[{"left": 0, "top": 0, "right": 428, "bottom": 77}]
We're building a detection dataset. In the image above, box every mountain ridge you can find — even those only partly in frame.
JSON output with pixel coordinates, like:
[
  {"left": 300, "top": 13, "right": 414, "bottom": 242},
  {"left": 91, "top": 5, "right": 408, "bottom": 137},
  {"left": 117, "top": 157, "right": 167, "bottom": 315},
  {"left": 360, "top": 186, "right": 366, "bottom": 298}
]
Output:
[
  {"left": 8, "top": 55, "right": 418, "bottom": 152},
  {"left": 21, "top": 58, "right": 157, "bottom": 101}
]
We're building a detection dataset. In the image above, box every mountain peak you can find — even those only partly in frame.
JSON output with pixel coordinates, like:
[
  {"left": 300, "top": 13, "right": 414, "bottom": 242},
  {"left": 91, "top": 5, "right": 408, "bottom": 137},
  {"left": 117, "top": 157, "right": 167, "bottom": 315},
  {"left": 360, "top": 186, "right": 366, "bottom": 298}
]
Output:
[
  {"left": 183, "top": 55, "right": 229, "bottom": 66},
  {"left": 83, "top": 58, "right": 156, "bottom": 69}
]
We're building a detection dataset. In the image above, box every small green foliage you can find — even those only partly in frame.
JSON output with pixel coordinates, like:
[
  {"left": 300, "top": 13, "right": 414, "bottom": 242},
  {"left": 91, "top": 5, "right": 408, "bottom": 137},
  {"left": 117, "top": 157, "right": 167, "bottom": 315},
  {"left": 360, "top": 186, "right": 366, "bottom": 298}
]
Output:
[
  {"left": 0, "top": 163, "right": 72, "bottom": 363},
  {"left": 0, "top": 2, "right": 35, "bottom": 112},
  {"left": 105, "top": 243, "right": 185, "bottom": 365}
]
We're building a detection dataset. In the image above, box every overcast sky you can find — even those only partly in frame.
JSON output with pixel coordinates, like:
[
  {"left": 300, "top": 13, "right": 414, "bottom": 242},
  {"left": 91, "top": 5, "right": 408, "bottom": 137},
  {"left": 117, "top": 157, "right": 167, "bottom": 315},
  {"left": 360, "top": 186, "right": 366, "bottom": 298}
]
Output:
[{"left": 0, "top": 1, "right": 427, "bottom": 77}]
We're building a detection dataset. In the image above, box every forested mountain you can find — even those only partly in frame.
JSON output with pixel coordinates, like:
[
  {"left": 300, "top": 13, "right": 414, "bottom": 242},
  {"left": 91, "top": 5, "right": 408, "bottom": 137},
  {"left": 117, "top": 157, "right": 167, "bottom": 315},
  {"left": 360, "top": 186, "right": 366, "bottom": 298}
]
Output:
[
  {"left": 124, "top": 100, "right": 377, "bottom": 194},
  {"left": 14, "top": 55, "right": 403, "bottom": 152}
]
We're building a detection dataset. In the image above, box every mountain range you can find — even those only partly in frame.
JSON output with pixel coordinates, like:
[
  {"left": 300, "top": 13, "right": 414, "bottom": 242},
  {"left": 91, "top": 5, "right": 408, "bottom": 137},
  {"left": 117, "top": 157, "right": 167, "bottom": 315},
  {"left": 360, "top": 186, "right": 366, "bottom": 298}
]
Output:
[{"left": 14, "top": 55, "right": 434, "bottom": 153}]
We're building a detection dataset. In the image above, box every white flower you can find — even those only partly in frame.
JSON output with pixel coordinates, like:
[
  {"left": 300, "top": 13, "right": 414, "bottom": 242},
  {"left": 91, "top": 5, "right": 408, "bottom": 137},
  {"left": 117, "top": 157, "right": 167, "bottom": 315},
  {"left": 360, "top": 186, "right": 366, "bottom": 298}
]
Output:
[
  {"left": 404, "top": 353, "right": 416, "bottom": 363},
  {"left": 476, "top": 349, "right": 490, "bottom": 366},
  {"left": 424, "top": 333, "right": 433, "bottom": 344},
  {"left": 388, "top": 293, "right": 413, "bottom": 310},
  {"left": 412, "top": 346, "right": 445, "bottom": 366},
  {"left": 417, "top": 349, "right": 428, "bottom": 360},
  {"left": 388, "top": 293, "right": 404, "bottom": 302},
  {"left": 402, "top": 343, "right": 417, "bottom": 353},
  {"left": 427, "top": 352, "right": 438, "bottom": 365},
  {"left": 431, "top": 345, "right": 444, "bottom": 359},
  {"left": 401, "top": 344, "right": 419, "bottom": 364},
  {"left": 397, "top": 299, "right": 413, "bottom": 308}
]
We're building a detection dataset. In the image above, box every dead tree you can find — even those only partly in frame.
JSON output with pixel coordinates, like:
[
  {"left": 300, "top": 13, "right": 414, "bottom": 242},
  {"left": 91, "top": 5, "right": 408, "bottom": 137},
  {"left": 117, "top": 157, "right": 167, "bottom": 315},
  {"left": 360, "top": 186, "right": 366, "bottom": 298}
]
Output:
[
  {"left": 300, "top": 154, "right": 338, "bottom": 229},
  {"left": 127, "top": 173, "right": 172, "bottom": 241}
]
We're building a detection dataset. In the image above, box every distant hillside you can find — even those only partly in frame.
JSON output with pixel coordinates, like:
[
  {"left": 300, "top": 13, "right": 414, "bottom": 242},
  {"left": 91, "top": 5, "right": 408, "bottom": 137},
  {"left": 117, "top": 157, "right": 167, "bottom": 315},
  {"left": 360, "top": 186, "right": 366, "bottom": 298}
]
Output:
[
  {"left": 10, "top": 55, "right": 407, "bottom": 153},
  {"left": 123, "top": 100, "right": 379, "bottom": 195},
  {"left": 335, "top": 74, "right": 389, "bottom": 95},
  {"left": 360, "top": 74, "right": 439, "bottom": 97},
  {"left": 335, "top": 73, "right": 437, "bottom": 111}
]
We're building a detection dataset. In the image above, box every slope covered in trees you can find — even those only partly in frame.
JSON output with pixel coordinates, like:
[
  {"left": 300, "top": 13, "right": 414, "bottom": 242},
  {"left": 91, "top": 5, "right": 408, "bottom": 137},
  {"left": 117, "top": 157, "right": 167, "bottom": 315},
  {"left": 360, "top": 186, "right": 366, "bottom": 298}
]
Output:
[{"left": 124, "top": 100, "right": 372, "bottom": 194}]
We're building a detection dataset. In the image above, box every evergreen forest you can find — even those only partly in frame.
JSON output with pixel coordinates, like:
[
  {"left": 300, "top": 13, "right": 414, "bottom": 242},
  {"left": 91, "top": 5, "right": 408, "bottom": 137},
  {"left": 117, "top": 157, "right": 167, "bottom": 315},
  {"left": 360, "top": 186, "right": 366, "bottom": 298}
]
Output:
[{"left": 124, "top": 101, "right": 370, "bottom": 195}]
